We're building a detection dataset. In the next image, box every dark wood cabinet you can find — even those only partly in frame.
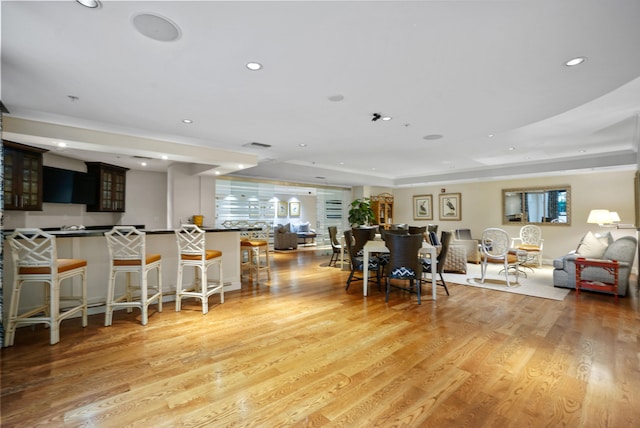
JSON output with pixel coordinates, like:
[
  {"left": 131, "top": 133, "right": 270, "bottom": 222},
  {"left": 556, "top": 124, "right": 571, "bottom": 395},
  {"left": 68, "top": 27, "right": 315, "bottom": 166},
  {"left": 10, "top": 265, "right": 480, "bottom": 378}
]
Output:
[
  {"left": 85, "top": 162, "right": 129, "bottom": 212},
  {"left": 3, "top": 140, "right": 46, "bottom": 211}
]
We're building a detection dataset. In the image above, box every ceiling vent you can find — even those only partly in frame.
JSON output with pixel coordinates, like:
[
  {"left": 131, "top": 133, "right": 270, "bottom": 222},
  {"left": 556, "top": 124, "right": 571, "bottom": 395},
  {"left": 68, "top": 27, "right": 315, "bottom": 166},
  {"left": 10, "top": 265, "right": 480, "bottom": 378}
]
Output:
[{"left": 243, "top": 142, "right": 272, "bottom": 149}]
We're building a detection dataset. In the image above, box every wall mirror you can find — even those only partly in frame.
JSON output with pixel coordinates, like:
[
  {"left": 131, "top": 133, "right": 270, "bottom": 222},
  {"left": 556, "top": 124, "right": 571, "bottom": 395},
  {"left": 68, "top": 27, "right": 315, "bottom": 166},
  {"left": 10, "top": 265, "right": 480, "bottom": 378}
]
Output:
[{"left": 502, "top": 186, "right": 571, "bottom": 225}]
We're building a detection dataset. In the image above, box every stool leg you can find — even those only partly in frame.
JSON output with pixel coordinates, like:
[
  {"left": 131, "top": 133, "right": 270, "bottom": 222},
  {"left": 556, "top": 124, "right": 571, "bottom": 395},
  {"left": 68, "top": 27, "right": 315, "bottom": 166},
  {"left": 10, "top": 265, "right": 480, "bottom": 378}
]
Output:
[
  {"left": 200, "top": 265, "right": 209, "bottom": 315},
  {"left": 105, "top": 270, "right": 117, "bottom": 326},
  {"left": 140, "top": 270, "right": 149, "bottom": 326},
  {"left": 176, "top": 262, "right": 184, "bottom": 311},
  {"left": 81, "top": 269, "right": 88, "bottom": 327},
  {"left": 264, "top": 245, "right": 271, "bottom": 280},
  {"left": 156, "top": 263, "right": 163, "bottom": 313},
  {"left": 4, "top": 280, "right": 23, "bottom": 347},
  {"left": 219, "top": 261, "right": 224, "bottom": 304},
  {"left": 49, "top": 279, "right": 60, "bottom": 345}
]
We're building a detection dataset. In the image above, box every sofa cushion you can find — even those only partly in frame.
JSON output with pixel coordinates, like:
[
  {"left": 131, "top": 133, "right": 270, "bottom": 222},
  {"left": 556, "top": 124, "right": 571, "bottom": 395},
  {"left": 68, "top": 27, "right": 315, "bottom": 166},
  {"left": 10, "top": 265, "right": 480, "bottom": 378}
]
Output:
[
  {"left": 277, "top": 223, "right": 291, "bottom": 233},
  {"left": 576, "top": 231, "right": 609, "bottom": 258},
  {"left": 298, "top": 222, "right": 310, "bottom": 233}
]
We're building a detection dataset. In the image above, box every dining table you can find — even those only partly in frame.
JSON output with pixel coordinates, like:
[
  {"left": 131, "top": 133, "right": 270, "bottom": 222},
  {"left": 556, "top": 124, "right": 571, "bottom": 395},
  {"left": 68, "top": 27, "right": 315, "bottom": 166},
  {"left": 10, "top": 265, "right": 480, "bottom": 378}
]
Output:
[{"left": 362, "top": 239, "right": 439, "bottom": 299}]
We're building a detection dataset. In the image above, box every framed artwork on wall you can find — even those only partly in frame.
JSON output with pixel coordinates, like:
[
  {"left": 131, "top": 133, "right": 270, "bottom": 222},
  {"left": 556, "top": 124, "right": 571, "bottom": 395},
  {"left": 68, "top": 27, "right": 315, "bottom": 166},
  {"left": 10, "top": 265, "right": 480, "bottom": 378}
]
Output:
[
  {"left": 289, "top": 201, "right": 300, "bottom": 217},
  {"left": 277, "top": 201, "right": 288, "bottom": 217},
  {"left": 439, "top": 193, "right": 461, "bottom": 221},
  {"left": 413, "top": 194, "right": 433, "bottom": 220}
]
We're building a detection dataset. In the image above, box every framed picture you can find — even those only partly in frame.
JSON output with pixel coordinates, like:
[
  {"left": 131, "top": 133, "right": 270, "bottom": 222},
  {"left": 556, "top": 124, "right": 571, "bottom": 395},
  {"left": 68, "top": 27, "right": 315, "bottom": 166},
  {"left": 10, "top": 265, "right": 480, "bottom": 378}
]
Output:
[
  {"left": 439, "top": 193, "right": 461, "bottom": 221},
  {"left": 289, "top": 201, "right": 300, "bottom": 217},
  {"left": 413, "top": 194, "right": 433, "bottom": 220},
  {"left": 277, "top": 201, "right": 288, "bottom": 217}
]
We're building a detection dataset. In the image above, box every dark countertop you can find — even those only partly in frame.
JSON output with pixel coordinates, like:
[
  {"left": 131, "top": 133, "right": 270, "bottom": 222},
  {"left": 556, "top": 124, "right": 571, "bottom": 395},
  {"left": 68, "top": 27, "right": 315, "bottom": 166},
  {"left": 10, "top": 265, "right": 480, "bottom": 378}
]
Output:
[{"left": 3, "top": 226, "right": 256, "bottom": 239}]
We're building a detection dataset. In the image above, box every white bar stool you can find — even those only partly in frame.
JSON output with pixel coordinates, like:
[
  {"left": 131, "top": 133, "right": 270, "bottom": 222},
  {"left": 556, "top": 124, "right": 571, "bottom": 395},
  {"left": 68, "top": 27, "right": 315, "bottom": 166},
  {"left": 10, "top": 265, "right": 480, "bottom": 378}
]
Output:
[
  {"left": 104, "top": 226, "right": 163, "bottom": 326},
  {"left": 175, "top": 224, "right": 224, "bottom": 314},
  {"left": 240, "top": 227, "right": 271, "bottom": 284},
  {"left": 4, "top": 228, "right": 88, "bottom": 346}
]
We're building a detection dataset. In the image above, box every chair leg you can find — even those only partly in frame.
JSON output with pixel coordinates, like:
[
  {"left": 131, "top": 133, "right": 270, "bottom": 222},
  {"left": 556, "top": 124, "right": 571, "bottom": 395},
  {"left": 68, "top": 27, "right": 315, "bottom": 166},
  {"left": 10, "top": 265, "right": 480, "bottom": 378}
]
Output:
[
  {"left": 416, "top": 278, "right": 421, "bottom": 305},
  {"left": 438, "top": 272, "right": 450, "bottom": 296},
  {"left": 385, "top": 277, "right": 390, "bottom": 302},
  {"left": 4, "top": 280, "right": 22, "bottom": 347},
  {"left": 49, "top": 280, "right": 60, "bottom": 345},
  {"left": 199, "top": 265, "right": 209, "bottom": 315},
  {"left": 346, "top": 270, "right": 355, "bottom": 290}
]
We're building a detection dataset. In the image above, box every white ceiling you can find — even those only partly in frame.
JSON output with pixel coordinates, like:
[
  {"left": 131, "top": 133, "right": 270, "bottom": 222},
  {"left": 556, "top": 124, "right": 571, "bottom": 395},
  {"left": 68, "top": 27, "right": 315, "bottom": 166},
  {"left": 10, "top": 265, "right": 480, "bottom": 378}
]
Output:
[{"left": 2, "top": 0, "right": 640, "bottom": 188}]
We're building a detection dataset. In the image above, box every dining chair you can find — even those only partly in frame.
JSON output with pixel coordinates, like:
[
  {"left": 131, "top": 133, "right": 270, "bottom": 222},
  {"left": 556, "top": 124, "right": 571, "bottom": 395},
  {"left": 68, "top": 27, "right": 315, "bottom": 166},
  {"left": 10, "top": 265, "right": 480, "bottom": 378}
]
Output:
[
  {"left": 175, "top": 224, "right": 224, "bottom": 314},
  {"left": 408, "top": 226, "right": 427, "bottom": 235},
  {"left": 4, "top": 228, "right": 88, "bottom": 346},
  {"left": 344, "top": 230, "right": 381, "bottom": 291},
  {"left": 421, "top": 230, "right": 452, "bottom": 296},
  {"left": 351, "top": 227, "right": 377, "bottom": 256},
  {"left": 511, "top": 224, "right": 544, "bottom": 267},
  {"left": 328, "top": 226, "right": 341, "bottom": 267},
  {"left": 104, "top": 226, "right": 163, "bottom": 326},
  {"left": 384, "top": 233, "right": 425, "bottom": 304},
  {"left": 479, "top": 228, "right": 520, "bottom": 287}
]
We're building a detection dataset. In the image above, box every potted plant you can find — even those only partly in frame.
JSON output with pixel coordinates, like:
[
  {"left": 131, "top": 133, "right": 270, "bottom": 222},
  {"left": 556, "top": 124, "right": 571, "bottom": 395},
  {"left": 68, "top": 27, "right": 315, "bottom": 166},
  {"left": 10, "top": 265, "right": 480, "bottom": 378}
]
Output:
[{"left": 348, "top": 198, "right": 375, "bottom": 227}]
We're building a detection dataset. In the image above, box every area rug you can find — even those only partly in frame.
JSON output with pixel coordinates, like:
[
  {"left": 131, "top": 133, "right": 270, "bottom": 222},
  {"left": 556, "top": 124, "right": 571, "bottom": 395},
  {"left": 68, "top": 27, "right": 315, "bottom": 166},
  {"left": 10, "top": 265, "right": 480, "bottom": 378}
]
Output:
[{"left": 443, "top": 263, "right": 570, "bottom": 301}]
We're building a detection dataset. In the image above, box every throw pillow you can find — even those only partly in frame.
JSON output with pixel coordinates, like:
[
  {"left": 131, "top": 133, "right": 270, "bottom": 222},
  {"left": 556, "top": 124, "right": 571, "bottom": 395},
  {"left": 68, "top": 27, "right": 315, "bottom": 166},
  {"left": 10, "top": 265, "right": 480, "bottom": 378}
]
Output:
[
  {"left": 576, "top": 231, "right": 609, "bottom": 258},
  {"left": 298, "top": 222, "right": 310, "bottom": 233}
]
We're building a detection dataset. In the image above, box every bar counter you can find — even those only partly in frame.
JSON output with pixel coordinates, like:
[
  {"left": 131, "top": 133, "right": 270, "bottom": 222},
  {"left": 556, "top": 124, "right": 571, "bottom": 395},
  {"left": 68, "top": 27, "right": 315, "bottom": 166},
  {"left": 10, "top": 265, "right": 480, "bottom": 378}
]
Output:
[{"left": 2, "top": 227, "right": 248, "bottom": 319}]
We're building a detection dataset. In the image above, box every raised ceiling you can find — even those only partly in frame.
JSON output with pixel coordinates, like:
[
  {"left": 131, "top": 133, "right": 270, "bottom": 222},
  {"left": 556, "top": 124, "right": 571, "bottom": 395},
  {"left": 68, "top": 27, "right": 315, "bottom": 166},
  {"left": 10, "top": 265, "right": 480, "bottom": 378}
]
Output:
[{"left": 2, "top": 0, "right": 640, "bottom": 188}]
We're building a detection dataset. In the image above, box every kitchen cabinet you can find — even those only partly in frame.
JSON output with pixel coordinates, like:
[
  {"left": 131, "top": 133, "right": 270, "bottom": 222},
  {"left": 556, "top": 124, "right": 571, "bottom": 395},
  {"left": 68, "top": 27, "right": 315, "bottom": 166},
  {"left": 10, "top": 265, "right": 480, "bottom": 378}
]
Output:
[
  {"left": 3, "top": 140, "right": 46, "bottom": 211},
  {"left": 85, "top": 162, "right": 129, "bottom": 212}
]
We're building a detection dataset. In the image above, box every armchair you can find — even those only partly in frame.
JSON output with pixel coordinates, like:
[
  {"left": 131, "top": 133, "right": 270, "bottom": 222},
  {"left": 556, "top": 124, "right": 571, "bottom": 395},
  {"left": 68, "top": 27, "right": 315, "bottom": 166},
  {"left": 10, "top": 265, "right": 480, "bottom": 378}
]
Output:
[
  {"left": 274, "top": 223, "right": 298, "bottom": 250},
  {"left": 553, "top": 234, "right": 637, "bottom": 296},
  {"left": 452, "top": 228, "right": 481, "bottom": 264}
]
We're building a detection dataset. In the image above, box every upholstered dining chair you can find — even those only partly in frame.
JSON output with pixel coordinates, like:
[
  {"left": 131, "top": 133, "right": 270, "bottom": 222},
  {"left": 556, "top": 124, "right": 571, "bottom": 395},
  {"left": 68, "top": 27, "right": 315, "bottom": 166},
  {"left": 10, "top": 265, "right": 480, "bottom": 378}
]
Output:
[
  {"left": 344, "top": 230, "right": 381, "bottom": 291},
  {"left": 421, "top": 230, "right": 452, "bottom": 296},
  {"left": 351, "top": 227, "right": 377, "bottom": 256},
  {"left": 384, "top": 233, "right": 425, "bottom": 304},
  {"left": 479, "top": 228, "right": 521, "bottom": 287},
  {"left": 328, "top": 226, "right": 341, "bottom": 267},
  {"left": 511, "top": 224, "right": 544, "bottom": 267},
  {"left": 4, "top": 228, "right": 88, "bottom": 346}
]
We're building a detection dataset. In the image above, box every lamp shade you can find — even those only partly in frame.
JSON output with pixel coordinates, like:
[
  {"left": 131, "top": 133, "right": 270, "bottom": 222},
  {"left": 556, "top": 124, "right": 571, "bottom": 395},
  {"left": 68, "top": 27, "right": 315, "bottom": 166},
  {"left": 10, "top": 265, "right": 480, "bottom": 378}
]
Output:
[
  {"left": 609, "top": 211, "right": 621, "bottom": 223},
  {"left": 587, "top": 209, "right": 611, "bottom": 225}
]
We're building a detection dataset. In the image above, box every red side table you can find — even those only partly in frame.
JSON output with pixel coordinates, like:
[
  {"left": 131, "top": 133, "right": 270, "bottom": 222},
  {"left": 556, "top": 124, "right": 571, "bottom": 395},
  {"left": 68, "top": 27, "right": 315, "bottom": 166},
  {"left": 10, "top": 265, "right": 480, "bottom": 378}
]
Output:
[{"left": 574, "top": 257, "right": 619, "bottom": 302}]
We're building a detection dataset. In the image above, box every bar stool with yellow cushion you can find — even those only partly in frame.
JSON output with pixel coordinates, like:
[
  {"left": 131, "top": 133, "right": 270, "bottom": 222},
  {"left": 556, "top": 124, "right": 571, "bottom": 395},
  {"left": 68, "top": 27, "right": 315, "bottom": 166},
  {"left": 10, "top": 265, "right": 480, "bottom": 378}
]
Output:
[
  {"left": 175, "top": 224, "right": 224, "bottom": 314},
  {"left": 104, "top": 226, "right": 163, "bottom": 326},
  {"left": 240, "top": 227, "right": 271, "bottom": 284},
  {"left": 4, "top": 228, "right": 88, "bottom": 346}
]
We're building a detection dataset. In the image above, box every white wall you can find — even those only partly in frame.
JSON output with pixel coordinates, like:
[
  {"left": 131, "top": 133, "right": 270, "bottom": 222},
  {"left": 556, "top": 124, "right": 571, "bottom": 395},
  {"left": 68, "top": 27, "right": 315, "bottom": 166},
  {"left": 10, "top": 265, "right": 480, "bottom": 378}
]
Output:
[
  {"left": 120, "top": 169, "right": 167, "bottom": 230},
  {"left": 391, "top": 169, "right": 636, "bottom": 263}
]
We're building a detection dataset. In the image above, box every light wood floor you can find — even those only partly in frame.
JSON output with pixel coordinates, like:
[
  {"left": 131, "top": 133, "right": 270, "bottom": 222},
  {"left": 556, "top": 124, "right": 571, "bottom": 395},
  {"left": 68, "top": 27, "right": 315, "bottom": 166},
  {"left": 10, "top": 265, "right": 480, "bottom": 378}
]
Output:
[{"left": 2, "top": 250, "right": 640, "bottom": 427}]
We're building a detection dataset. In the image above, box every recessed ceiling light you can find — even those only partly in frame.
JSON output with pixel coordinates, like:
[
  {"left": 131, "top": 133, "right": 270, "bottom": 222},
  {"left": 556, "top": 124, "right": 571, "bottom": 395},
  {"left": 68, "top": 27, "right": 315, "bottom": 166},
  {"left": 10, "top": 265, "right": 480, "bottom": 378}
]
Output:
[
  {"left": 339, "top": 162, "right": 345, "bottom": 165},
  {"left": 565, "top": 57, "right": 586, "bottom": 67},
  {"left": 161, "top": 155, "right": 168, "bottom": 160},
  {"left": 327, "top": 95, "right": 344, "bottom": 102},
  {"left": 57, "top": 142, "right": 67, "bottom": 148},
  {"left": 182, "top": 119, "right": 192, "bottom": 124},
  {"left": 215, "top": 171, "right": 221, "bottom": 175},
  {"left": 381, "top": 116, "right": 392, "bottom": 121},
  {"left": 579, "top": 149, "right": 586, "bottom": 153},
  {"left": 488, "top": 134, "right": 494, "bottom": 138},
  {"left": 423, "top": 134, "right": 443, "bottom": 140},
  {"left": 141, "top": 162, "right": 147, "bottom": 167},
  {"left": 76, "top": 0, "right": 101, "bottom": 8},
  {"left": 508, "top": 147, "right": 515, "bottom": 151},
  {"left": 299, "top": 143, "right": 307, "bottom": 147},
  {"left": 246, "top": 62, "right": 262, "bottom": 71},
  {"left": 132, "top": 13, "right": 181, "bottom": 42},
  {"left": 238, "top": 164, "right": 244, "bottom": 169}
]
